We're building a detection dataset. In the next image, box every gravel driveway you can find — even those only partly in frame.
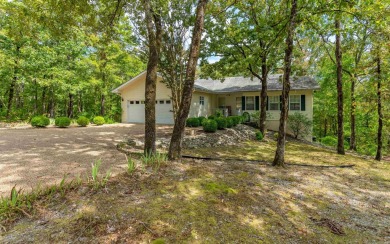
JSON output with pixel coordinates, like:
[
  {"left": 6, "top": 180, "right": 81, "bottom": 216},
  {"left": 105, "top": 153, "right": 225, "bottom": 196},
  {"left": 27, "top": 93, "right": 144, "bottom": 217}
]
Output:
[{"left": 0, "top": 124, "right": 172, "bottom": 196}]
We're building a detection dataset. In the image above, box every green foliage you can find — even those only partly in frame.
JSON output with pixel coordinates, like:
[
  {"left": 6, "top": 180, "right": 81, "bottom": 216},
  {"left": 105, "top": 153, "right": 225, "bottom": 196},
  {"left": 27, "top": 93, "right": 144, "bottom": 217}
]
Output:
[
  {"left": 198, "top": 116, "right": 206, "bottom": 125},
  {"left": 214, "top": 109, "right": 223, "bottom": 118},
  {"left": 242, "top": 112, "right": 250, "bottom": 123},
  {"left": 104, "top": 117, "right": 115, "bottom": 124},
  {"left": 255, "top": 131, "right": 264, "bottom": 141},
  {"left": 215, "top": 117, "right": 227, "bottom": 130},
  {"left": 320, "top": 136, "right": 338, "bottom": 147},
  {"left": 226, "top": 117, "right": 234, "bottom": 128},
  {"left": 127, "top": 157, "right": 136, "bottom": 175},
  {"left": 76, "top": 116, "right": 90, "bottom": 127},
  {"left": 90, "top": 160, "right": 111, "bottom": 189},
  {"left": 31, "top": 116, "right": 50, "bottom": 128},
  {"left": 229, "top": 116, "right": 241, "bottom": 126},
  {"left": 186, "top": 117, "right": 200, "bottom": 127},
  {"left": 55, "top": 117, "right": 71, "bottom": 128},
  {"left": 208, "top": 115, "right": 215, "bottom": 120},
  {"left": 202, "top": 119, "right": 218, "bottom": 133},
  {"left": 93, "top": 116, "right": 105, "bottom": 125},
  {"left": 141, "top": 152, "right": 167, "bottom": 171},
  {"left": 288, "top": 112, "right": 313, "bottom": 139},
  {"left": 274, "top": 132, "right": 279, "bottom": 140},
  {"left": 151, "top": 239, "right": 166, "bottom": 244}
]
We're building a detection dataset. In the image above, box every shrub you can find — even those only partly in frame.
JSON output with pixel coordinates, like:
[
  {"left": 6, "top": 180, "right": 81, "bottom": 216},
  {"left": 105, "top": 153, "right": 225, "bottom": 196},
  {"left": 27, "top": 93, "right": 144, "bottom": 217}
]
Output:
[
  {"left": 226, "top": 117, "right": 234, "bottom": 128},
  {"left": 55, "top": 117, "right": 71, "bottom": 128},
  {"left": 242, "top": 112, "right": 250, "bottom": 123},
  {"left": 287, "top": 112, "right": 313, "bottom": 139},
  {"left": 229, "top": 116, "right": 239, "bottom": 126},
  {"left": 31, "top": 116, "right": 50, "bottom": 128},
  {"left": 320, "top": 136, "right": 338, "bottom": 147},
  {"left": 77, "top": 116, "right": 90, "bottom": 127},
  {"left": 274, "top": 132, "right": 279, "bottom": 140},
  {"left": 214, "top": 109, "right": 223, "bottom": 118},
  {"left": 197, "top": 116, "right": 206, "bottom": 125},
  {"left": 93, "top": 116, "right": 105, "bottom": 125},
  {"left": 255, "top": 131, "right": 264, "bottom": 141},
  {"left": 186, "top": 117, "right": 200, "bottom": 127},
  {"left": 208, "top": 115, "right": 215, "bottom": 120},
  {"left": 104, "top": 117, "right": 115, "bottom": 124},
  {"left": 202, "top": 119, "right": 218, "bottom": 133},
  {"left": 215, "top": 117, "right": 227, "bottom": 130}
]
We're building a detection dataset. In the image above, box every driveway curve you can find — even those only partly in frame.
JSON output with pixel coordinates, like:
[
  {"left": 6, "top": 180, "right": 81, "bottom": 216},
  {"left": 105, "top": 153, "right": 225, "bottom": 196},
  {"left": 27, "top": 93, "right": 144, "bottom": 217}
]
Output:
[{"left": 0, "top": 124, "right": 172, "bottom": 196}]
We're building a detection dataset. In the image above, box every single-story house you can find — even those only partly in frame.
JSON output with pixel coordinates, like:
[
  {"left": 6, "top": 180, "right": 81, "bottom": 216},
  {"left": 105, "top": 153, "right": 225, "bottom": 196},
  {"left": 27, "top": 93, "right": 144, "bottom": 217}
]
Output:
[{"left": 112, "top": 71, "right": 319, "bottom": 138}]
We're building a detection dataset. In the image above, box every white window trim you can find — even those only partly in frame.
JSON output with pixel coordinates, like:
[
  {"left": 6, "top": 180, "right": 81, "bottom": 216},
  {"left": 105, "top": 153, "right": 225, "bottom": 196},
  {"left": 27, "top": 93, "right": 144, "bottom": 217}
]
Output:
[
  {"left": 245, "top": 96, "right": 255, "bottom": 110},
  {"left": 268, "top": 96, "right": 280, "bottom": 111},
  {"left": 289, "top": 95, "right": 301, "bottom": 111}
]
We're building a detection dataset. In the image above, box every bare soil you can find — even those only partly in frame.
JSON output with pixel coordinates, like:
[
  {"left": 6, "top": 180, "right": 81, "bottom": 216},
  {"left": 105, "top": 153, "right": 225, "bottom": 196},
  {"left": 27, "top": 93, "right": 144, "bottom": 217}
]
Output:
[{"left": 0, "top": 124, "right": 172, "bottom": 196}]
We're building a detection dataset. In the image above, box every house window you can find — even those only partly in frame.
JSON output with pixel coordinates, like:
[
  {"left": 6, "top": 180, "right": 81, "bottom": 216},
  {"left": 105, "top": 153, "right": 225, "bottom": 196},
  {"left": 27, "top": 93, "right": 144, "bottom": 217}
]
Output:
[
  {"left": 130, "top": 101, "right": 134, "bottom": 104},
  {"left": 141, "top": 100, "right": 145, "bottom": 104},
  {"left": 135, "top": 101, "right": 140, "bottom": 104},
  {"left": 159, "top": 100, "right": 164, "bottom": 104},
  {"left": 268, "top": 96, "right": 279, "bottom": 110},
  {"left": 199, "top": 96, "right": 205, "bottom": 105},
  {"left": 289, "top": 95, "right": 300, "bottom": 111},
  {"left": 236, "top": 97, "right": 242, "bottom": 110},
  {"left": 245, "top": 96, "right": 255, "bottom": 110},
  {"left": 166, "top": 100, "right": 171, "bottom": 104}
]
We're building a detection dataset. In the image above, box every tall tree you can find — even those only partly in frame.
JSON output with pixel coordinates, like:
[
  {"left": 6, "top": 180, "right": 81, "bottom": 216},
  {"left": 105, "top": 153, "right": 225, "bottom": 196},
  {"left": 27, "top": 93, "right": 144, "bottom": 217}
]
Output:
[
  {"left": 273, "top": 0, "right": 298, "bottom": 166},
  {"left": 168, "top": 0, "right": 208, "bottom": 160}
]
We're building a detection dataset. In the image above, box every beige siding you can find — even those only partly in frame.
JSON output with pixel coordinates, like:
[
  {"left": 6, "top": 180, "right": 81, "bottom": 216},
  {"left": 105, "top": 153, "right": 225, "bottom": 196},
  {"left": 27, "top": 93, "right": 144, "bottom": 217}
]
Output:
[
  {"left": 118, "top": 73, "right": 172, "bottom": 123},
  {"left": 189, "top": 91, "right": 214, "bottom": 117}
]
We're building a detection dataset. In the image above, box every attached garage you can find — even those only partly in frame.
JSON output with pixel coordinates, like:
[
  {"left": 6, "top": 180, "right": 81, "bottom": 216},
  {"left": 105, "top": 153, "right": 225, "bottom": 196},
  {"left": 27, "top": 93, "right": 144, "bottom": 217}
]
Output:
[{"left": 126, "top": 99, "right": 174, "bottom": 124}]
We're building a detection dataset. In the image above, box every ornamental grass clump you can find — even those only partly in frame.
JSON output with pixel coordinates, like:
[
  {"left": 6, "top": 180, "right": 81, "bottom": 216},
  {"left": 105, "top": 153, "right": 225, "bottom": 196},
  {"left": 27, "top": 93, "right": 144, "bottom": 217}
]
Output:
[
  {"left": 55, "top": 117, "right": 71, "bottom": 128},
  {"left": 31, "top": 116, "right": 50, "bottom": 128}
]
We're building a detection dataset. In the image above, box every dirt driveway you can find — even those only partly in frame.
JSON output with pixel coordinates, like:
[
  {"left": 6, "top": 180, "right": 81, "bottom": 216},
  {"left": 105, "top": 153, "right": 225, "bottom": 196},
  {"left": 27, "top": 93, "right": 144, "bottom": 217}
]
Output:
[{"left": 0, "top": 124, "right": 172, "bottom": 196}]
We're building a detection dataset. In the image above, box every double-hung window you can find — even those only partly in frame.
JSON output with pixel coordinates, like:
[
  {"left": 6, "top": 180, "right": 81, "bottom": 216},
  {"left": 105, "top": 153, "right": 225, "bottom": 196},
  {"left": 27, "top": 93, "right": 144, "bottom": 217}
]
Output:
[
  {"left": 289, "top": 95, "right": 301, "bottom": 111},
  {"left": 199, "top": 96, "right": 205, "bottom": 105},
  {"left": 268, "top": 96, "right": 279, "bottom": 110},
  {"left": 245, "top": 96, "right": 255, "bottom": 110}
]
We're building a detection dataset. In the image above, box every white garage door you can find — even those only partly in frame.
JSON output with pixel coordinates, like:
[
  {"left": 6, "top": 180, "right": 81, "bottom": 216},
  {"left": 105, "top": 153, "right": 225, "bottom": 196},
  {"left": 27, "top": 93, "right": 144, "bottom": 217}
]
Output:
[{"left": 127, "top": 99, "right": 174, "bottom": 124}]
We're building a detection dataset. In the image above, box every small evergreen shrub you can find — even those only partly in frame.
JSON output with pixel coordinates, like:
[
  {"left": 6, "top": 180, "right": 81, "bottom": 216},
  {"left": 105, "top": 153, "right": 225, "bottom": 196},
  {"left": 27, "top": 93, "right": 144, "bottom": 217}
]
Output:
[
  {"left": 197, "top": 116, "right": 206, "bottom": 125},
  {"left": 255, "top": 131, "right": 264, "bottom": 141},
  {"left": 230, "top": 116, "right": 241, "bottom": 126},
  {"left": 202, "top": 119, "right": 218, "bottom": 133},
  {"left": 214, "top": 109, "right": 223, "bottom": 118},
  {"left": 93, "top": 116, "right": 105, "bottom": 125},
  {"left": 226, "top": 117, "right": 234, "bottom": 128},
  {"left": 77, "top": 116, "right": 90, "bottom": 127},
  {"left": 31, "top": 116, "right": 50, "bottom": 128},
  {"left": 55, "top": 117, "right": 71, "bottom": 128},
  {"left": 208, "top": 115, "right": 215, "bottom": 120},
  {"left": 242, "top": 112, "right": 250, "bottom": 123},
  {"left": 287, "top": 112, "right": 313, "bottom": 139},
  {"left": 215, "top": 117, "right": 227, "bottom": 130},
  {"left": 186, "top": 117, "right": 200, "bottom": 127}
]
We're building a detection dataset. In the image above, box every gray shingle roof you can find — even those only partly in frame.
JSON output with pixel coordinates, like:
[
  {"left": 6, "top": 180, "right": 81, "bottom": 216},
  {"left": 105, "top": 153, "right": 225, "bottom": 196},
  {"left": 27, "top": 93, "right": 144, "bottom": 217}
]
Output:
[{"left": 194, "top": 74, "right": 319, "bottom": 93}]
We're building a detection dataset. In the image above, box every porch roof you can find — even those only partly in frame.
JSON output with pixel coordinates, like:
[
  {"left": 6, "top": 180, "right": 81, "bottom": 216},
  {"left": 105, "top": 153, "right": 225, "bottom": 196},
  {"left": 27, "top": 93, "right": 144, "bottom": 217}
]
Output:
[{"left": 194, "top": 74, "right": 319, "bottom": 93}]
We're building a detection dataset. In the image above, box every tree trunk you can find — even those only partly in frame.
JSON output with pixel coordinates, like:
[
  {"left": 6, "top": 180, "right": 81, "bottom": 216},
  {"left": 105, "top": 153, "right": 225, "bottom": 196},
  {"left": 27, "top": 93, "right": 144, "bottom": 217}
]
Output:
[
  {"left": 168, "top": 0, "right": 208, "bottom": 160},
  {"left": 143, "top": 0, "right": 162, "bottom": 155},
  {"left": 6, "top": 46, "right": 20, "bottom": 120},
  {"left": 67, "top": 93, "right": 74, "bottom": 118},
  {"left": 259, "top": 54, "right": 268, "bottom": 135},
  {"left": 272, "top": 0, "right": 297, "bottom": 167},
  {"left": 41, "top": 87, "right": 46, "bottom": 115},
  {"left": 34, "top": 79, "right": 38, "bottom": 114},
  {"left": 375, "top": 54, "right": 382, "bottom": 161},
  {"left": 78, "top": 92, "right": 83, "bottom": 114},
  {"left": 48, "top": 87, "right": 55, "bottom": 118},
  {"left": 335, "top": 16, "right": 345, "bottom": 155},
  {"left": 100, "top": 94, "right": 105, "bottom": 116},
  {"left": 349, "top": 76, "right": 357, "bottom": 151}
]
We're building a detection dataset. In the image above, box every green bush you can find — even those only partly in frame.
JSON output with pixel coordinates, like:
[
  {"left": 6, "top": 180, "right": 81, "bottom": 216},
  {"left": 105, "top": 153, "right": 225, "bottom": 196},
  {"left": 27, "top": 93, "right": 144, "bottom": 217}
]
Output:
[
  {"left": 93, "top": 116, "right": 105, "bottom": 125},
  {"left": 202, "top": 119, "right": 218, "bottom": 133},
  {"left": 287, "top": 112, "right": 313, "bottom": 139},
  {"left": 255, "top": 131, "right": 264, "bottom": 141},
  {"left": 226, "top": 117, "right": 234, "bottom": 128},
  {"left": 230, "top": 116, "right": 242, "bottom": 126},
  {"left": 274, "top": 132, "right": 279, "bottom": 140},
  {"left": 31, "top": 116, "right": 50, "bottom": 128},
  {"left": 242, "top": 112, "right": 250, "bottom": 123},
  {"left": 215, "top": 117, "right": 227, "bottom": 130},
  {"left": 186, "top": 117, "right": 200, "bottom": 127},
  {"left": 77, "top": 116, "right": 90, "bottom": 127},
  {"left": 214, "top": 109, "right": 223, "bottom": 118},
  {"left": 55, "top": 117, "right": 71, "bottom": 128},
  {"left": 104, "top": 117, "right": 115, "bottom": 124},
  {"left": 320, "top": 136, "right": 338, "bottom": 147},
  {"left": 197, "top": 116, "right": 206, "bottom": 125},
  {"left": 208, "top": 115, "right": 215, "bottom": 120}
]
